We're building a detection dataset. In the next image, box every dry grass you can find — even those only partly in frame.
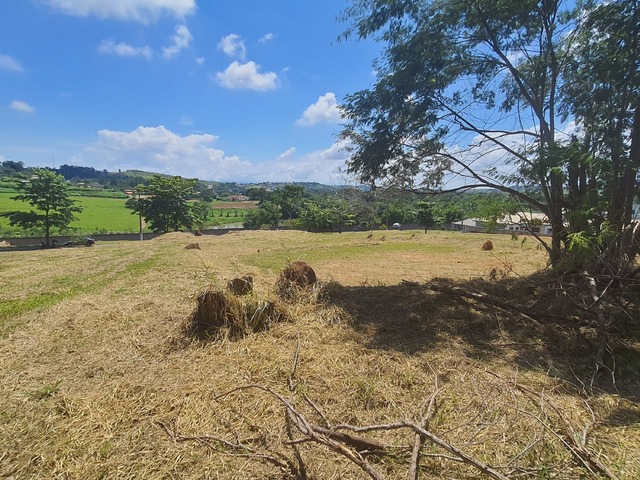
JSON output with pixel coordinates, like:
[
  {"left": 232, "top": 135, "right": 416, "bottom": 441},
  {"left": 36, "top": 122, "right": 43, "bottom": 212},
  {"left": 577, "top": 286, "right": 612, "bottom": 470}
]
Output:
[{"left": 0, "top": 230, "right": 638, "bottom": 479}]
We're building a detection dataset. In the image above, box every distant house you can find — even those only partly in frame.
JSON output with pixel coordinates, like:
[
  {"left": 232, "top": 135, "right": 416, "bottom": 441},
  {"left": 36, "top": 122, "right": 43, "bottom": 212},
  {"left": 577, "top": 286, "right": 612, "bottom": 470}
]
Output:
[
  {"left": 452, "top": 212, "right": 552, "bottom": 235},
  {"left": 227, "top": 195, "right": 250, "bottom": 202}
]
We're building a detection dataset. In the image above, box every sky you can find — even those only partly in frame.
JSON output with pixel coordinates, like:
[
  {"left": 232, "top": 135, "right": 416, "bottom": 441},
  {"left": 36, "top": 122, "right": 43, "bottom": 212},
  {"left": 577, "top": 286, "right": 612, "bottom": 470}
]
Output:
[{"left": 0, "top": 0, "right": 380, "bottom": 184}]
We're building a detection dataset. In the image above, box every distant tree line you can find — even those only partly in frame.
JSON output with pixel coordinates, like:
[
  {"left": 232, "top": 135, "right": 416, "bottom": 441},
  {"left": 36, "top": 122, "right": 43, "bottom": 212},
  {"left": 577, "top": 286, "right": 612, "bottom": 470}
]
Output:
[{"left": 243, "top": 184, "right": 519, "bottom": 232}]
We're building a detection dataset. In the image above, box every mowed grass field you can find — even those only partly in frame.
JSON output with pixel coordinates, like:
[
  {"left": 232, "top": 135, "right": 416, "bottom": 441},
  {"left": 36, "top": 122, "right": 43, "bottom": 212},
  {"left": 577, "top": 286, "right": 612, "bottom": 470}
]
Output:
[
  {"left": 0, "top": 193, "right": 256, "bottom": 235},
  {"left": 0, "top": 193, "right": 138, "bottom": 234},
  {"left": 1, "top": 230, "right": 638, "bottom": 479}
]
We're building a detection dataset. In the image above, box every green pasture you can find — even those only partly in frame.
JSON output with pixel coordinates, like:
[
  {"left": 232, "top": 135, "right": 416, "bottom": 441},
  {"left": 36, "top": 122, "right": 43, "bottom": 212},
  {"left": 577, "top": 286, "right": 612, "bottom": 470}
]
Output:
[
  {"left": 0, "top": 193, "right": 254, "bottom": 236},
  {"left": 0, "top": 193, "right": 139, "bottom": 235}
]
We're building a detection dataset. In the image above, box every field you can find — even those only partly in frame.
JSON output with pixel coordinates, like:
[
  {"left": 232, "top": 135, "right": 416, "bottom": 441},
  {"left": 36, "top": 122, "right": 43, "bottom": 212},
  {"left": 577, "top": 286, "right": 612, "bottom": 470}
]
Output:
[
  {"left": 1, "top": 230, "right": 638, "bottom": 479},
  {"left": 0, "top": 194, "right": 256, "bottom": 235}
]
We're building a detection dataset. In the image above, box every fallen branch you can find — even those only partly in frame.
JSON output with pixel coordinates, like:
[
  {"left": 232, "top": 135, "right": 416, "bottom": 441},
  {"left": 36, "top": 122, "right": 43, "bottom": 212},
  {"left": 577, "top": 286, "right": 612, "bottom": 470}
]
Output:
[
  {"left": 408, "top": 375, "right": 440, "bottom": 480},
  {"left": 426, "top": 282, "right": 544, "bottom": 326},
  {"left": 332, "top": 421, "right": 509, "bottom": 480},
  {"left": 215, "top": 384, "right": 386, "bottom": 480},
  {"left": 486, "top": 370, "right": 620, "bottom": 480}
]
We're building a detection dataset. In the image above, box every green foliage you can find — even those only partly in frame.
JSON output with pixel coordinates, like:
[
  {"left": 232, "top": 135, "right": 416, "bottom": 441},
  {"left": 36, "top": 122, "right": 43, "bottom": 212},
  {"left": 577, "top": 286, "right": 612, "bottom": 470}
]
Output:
[
  {"left": 339, "top": 0, "right": 640, "bottom": 271},
  {"left": 243, "top": 202, "right": 280, "bottom": 230},
  {"left": 192, "top": 201, "right": 212, "bottom": 230},
  {"left": 416, "top": 201, "right": 435, "bottom": 232},
  {"left": 0, "top": 169, "right": 82, "bottom": 245},
  {"left": 126, "top": 175, "right": 197, "bottom": 233}
]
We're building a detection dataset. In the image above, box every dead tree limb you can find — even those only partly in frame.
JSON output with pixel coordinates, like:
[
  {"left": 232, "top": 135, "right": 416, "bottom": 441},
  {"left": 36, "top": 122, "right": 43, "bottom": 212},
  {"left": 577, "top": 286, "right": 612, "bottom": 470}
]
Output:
[
  {"left": 486, "top": 370, "right": 620, "bottom": 480},
  {"left": 156, "top": 420, "right": 299, "bottom": 476},
  {"left": 215, "top": 384, "right": 386, "bottom": 480},
  {"left": 333, "top": 421, "right": 509, "bottom": 480},
  {"left": 408, "top": 375, "right": 440, "bottom": 480},
  {"left": 426, "top": 283, "right": 543, "bottom": 326}
]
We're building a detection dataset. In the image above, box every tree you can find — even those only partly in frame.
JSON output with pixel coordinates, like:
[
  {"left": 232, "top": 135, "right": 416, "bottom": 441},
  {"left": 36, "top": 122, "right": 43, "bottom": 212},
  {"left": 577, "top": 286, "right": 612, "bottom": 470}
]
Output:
[
  {"left": 416, "top": 201, "right": 435, "bottom": 233},
  {"left": 126, "top": 175, "right": 197, "bottom": 233},
  {"left": 272, "top": 185, "right": 306, "bottom": 228},
  {"left": 243, "top": 202, "right": 280, "bottom": 230},
  {"left": 339, "top": 0, "right": 639, "bottom": 271},
  {"left": 0, "top": 168, "right": 82, "bottom": 246},
  {"left": 192, "top": 200, "right": 212, "bottom": 230},
  {"left": 0, "top": 160, "right": 25, "bottom": 175},
  {"left": 560, "top": 0, "right": 640, "bottom": 271}
]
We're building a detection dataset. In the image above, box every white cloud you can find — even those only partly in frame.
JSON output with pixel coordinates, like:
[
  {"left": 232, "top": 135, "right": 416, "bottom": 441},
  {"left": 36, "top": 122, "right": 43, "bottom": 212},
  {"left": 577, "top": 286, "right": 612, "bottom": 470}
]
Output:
[
  {"left": 46, "top": 0, "right": 195, "bottom": 23},
  {"left": 215, "top": 61, "right": 278, "bottom": 91},
  {"left": 0, "top": 54, "right": 24, "bottom": 73},
  {"left": 88, "top": 125, "right": 251, "bottom": 180},
  {"left": 276, "top": 147, "right": 296, "bottom": 161},
  {"left": 217, "top": 34, "right": 246, "bottom": 59},
  {"left": 248, "top": 141, "right": 351, "bottom": 183},
  {"left": 83, "top": 125, "right": 349, "bottom": 183},
  {"left": 195, "top": 57, "right": 205, "bottom": 65},
  {"left": 10, "top": 100, "right": 36, "bottom": 113},
  {"left": 258, "top": 33, "right": 275, "bottom": 44},
  {"left": 98, "top": 40, "right": 153, "bottom": 59},
  {"left": 162, "top": 24, "right": 192, "bottom": 59},
  {"left": 296, "top": 92, "right": 342, "bottom": 126}
]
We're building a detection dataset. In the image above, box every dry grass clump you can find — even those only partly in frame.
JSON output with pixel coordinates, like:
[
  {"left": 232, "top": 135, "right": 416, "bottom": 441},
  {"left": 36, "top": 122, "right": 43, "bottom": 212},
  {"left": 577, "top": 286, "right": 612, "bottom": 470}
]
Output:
[
  {"left": 227, "top": 275, "right": 253, "bottom": 295},
  {"left": 275, "top": 260, "right": 317, "bottom": 300},
  {"left": 186, "top": 288, "right": 287, "bottom": 340}
]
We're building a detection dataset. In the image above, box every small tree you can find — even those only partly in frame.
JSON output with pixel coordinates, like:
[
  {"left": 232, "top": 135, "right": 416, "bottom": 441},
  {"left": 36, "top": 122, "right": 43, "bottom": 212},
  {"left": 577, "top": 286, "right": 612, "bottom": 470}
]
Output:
[
  {"left": 126, "top": 175, "right": 196, "bottom": 233},
  {"left": 1, "top": 168, "right": 82, "bottom": 246},
  {"left": 416, "top": 201, "right": 435, "bottom": 233}
]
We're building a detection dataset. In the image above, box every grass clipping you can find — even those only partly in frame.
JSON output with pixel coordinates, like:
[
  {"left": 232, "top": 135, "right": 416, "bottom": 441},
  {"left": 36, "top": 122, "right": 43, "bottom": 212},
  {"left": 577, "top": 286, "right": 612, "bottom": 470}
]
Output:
[{"left": 187, "top": 289, "right": 287, "bottom": 341}]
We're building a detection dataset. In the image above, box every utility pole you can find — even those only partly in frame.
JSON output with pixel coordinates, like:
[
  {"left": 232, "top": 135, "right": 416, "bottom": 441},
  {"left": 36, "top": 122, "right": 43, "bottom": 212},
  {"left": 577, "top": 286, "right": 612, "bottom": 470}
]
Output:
[{"left": 138, "top": 192, "right": 144, "bottom": 241}]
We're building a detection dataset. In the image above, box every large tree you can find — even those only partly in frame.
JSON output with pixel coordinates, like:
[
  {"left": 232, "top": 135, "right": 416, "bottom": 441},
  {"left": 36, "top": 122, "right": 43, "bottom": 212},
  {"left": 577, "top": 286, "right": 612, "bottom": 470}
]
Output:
[
  {"left": 126, "top": 175, "right": 197, "bottom": 233},
  {"left": 1, "top": 168, "right": 82, "bottom": 246},
  {"left": 339, "top": 0, "right": 639, "bottom": 272}
]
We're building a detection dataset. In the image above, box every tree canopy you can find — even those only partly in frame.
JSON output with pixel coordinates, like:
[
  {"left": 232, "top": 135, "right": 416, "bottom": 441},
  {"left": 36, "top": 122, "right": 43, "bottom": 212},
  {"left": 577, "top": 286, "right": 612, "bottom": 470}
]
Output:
[
  {"left": 126, "top": 175, "right": 197, "bottom": 233},
  {"left": 340, "top": 0, "right": 640, "bottom": 272},
  {"left": 0, "top": 168, "right": 82, "bottom": 245}
]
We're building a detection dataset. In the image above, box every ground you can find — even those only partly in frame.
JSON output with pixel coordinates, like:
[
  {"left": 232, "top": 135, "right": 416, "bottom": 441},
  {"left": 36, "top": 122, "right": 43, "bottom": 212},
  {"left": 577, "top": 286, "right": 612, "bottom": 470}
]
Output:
[{"left": 0, "top": 230, "right": 637, "bottom": 479}]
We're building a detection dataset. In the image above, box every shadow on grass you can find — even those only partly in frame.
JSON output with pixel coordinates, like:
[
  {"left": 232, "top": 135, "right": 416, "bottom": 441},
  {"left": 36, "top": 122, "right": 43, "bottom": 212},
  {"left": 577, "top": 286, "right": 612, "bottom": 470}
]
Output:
[
  {"left": 324, "top": 274, "right": 640, "bottom": 402},
  {"left": 0, "top": 244, "right": 45, "bottom": 253}
]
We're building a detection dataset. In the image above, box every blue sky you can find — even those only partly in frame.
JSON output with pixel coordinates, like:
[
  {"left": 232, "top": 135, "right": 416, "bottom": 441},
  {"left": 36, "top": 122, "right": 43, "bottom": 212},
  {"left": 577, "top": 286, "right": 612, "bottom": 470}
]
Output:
[{"left": 0, "top": 0, "right": 379, "bottom": 184}]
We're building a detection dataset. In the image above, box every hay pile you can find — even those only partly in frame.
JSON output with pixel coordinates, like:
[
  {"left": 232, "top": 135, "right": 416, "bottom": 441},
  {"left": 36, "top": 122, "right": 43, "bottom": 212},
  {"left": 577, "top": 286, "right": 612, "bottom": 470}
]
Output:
[
  {"left": 227, "top": 276, "right": 253, "bottom": 295},
  {"left": 187, "top": 289, "right": 286, "bottom": 340},
  {"left": 275, "top": 261, "right": 317, "bottom": 300}
]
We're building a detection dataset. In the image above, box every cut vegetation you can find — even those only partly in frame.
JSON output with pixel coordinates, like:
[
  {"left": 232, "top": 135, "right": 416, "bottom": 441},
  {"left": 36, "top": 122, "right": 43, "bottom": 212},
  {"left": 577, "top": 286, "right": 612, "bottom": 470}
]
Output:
[{"left": 0, "top": 230, "right": 638, "bottom": 479}]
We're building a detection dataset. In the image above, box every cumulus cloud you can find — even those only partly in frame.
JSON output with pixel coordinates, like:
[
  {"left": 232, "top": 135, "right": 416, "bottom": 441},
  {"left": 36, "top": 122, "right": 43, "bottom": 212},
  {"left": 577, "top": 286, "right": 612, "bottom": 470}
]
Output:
[
  {"left": 215, "top": 61, "right": 278, "bottom": 91},
  {"left": 217, "top": 34, "right": 246, "bottom": 59},
  {"left": 0, "top": 54, "right": 24, "bottom": 73},
  {"left": 162, "top": 24, "right": 192, "bottom": 59},
  {"left": 10, "top": 100, "right": 36, "bottom": 113},
  {"left": 248, "top": 141, "right": 351, "bottom": 183},
  {"left": 98, "top": 40, "right": 153, "bottom": 59},
  {"left": 258, "top": 33, "right": 275, "bottom": 44},
  {"left": 83, "top": 125, "right": 349, "bottom": 183},
  {"left": 46, "top": 0, "right": 195, "bottom": 23},
  {"left": 296, "top": 92, "right": 342, "bottom": 126},
  {"left": 88, "top": 125, "right": 251, "bottom": 180}
]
